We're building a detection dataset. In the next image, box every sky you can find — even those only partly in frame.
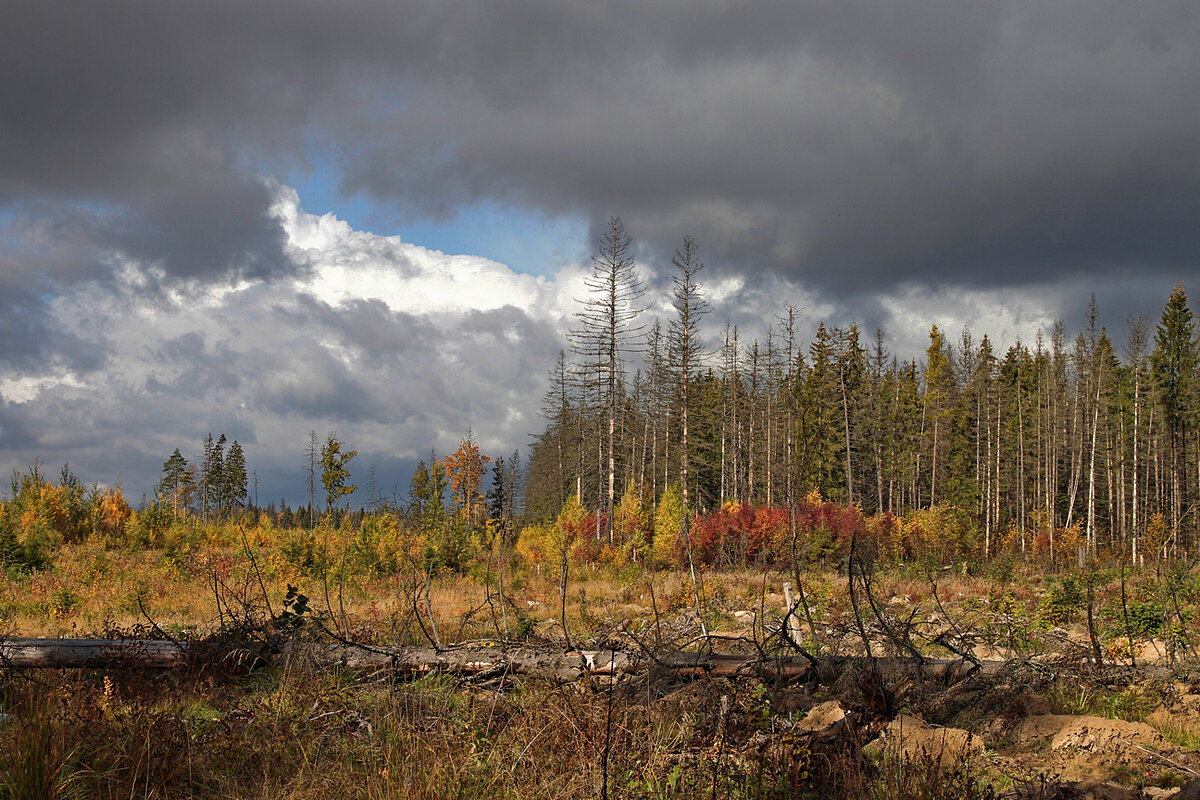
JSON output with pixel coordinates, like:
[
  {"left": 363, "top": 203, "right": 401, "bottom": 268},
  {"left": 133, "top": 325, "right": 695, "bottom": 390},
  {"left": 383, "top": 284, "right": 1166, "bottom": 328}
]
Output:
[{"left": 2, "top": 1, "right": 1199, "bottom": 506}]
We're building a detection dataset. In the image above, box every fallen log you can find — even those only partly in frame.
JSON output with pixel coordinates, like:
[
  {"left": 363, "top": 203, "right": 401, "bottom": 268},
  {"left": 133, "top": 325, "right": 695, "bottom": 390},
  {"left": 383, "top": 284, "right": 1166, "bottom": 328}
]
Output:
[
  {"left": 2, "top": 636, "right": 1006, "bottom": 683},
  {"left": 0, "top": 638, "right": 190, "bottom": 669},
  {"left": 11, "top": 637, "right": 1168, "bottom": 684},
  {"left": 295, "top": 643, "right": 828, "bottom": 680}
]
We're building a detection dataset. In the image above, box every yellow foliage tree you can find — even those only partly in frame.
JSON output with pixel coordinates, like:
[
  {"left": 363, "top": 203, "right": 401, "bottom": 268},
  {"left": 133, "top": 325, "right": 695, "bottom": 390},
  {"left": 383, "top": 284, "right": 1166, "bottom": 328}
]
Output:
[
  {"left": 516, "top": 522, "right": 555, "bottom": 568},
  {"left": 652, "top": 485, "right": 685, "bottom": 567},
  {"left": 1142, "top": 512, "right": 1169, "bottom": 563},
  {"left": 92, "top": 487, "right": 131, "bottom": 544},
  {"left": 443, "top": 437, "right": 491, "bottom": 529},
  {"left": 613, "top": 481, "right": 650, "bottom": 562},
  {"left": 516, "top": 496, "right": 588, "bottom": 569}
]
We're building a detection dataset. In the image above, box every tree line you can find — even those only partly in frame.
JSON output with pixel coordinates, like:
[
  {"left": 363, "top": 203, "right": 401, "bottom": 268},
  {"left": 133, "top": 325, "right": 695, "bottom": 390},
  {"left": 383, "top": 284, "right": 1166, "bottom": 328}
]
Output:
[{"left": 524, "top": 218, "right": 1200, "bottom": 561}]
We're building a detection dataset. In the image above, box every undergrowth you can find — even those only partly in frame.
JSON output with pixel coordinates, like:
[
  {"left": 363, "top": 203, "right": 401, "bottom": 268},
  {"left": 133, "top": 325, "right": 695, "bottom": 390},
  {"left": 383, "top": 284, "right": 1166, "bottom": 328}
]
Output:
[{"left": 0, "top": 662, "right": 1046, "bottom": 800}]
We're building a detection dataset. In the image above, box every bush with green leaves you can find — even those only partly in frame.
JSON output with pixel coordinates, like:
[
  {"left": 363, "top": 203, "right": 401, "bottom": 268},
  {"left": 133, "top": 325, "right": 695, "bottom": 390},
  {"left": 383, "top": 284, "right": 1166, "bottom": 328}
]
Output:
[{"left": 0, "top": 514, "right": 48, "bottom": 574}]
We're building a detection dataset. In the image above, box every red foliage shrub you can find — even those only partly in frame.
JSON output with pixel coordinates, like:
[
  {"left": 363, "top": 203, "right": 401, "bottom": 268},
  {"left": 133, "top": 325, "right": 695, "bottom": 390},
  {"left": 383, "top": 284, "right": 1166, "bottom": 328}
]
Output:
[{"left": 685, "top": 500, "right": 859, "bottom": 567}]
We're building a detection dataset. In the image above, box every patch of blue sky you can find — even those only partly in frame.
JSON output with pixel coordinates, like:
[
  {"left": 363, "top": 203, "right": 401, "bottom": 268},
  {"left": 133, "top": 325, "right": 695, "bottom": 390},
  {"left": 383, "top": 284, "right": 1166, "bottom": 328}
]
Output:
[
  {"left": 284, "top": 163, "right": 587, "bottom": 278},
  {"left": 394, "top": 202, "right": 588, "bottom": 279}
]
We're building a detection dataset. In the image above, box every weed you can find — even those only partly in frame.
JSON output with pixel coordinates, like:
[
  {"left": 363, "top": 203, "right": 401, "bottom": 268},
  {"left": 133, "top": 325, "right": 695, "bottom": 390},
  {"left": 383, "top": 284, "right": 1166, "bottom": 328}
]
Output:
[
  {"left": 1047, "top": 682, "right": 1154, "bottom": 722},
  {"left": 1151, "top": 770, "right": 1189, "bottom": 788},
  {"left": 0, "top": 713, "right": 87, "bottom": 800},
  {"left": 868, "top": 752, "right": 998, "bottom": 800}
]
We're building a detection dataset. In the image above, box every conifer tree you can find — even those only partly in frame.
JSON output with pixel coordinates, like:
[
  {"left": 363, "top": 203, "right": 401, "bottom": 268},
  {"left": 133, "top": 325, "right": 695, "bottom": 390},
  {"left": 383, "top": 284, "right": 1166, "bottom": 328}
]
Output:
[
  {"left": 669, "top": 236, "right": 709, "bottom": 510},
  {"left": 320, "top": 434, "right": 357, "bottom": 518},
  {"left": 224, "top": 440, "right": 248, "bottom": 514},
  {"left": 803, "top": 322, "right": 839, "bottom": 498},
  {"left": 1152, "top": 285, "right": 1196, "bottom": 546},
  {"left": 200, "top": 433, "right": 226, "bottom": 521},
  {"left": 569, "top": 217, "right": 645, "bottom": 541},
  {"left": 923, "top": 326, "right": 954, "bottom": 505},
  {"left": 159, "top": 448, "right": 189, "bottom": 516}
]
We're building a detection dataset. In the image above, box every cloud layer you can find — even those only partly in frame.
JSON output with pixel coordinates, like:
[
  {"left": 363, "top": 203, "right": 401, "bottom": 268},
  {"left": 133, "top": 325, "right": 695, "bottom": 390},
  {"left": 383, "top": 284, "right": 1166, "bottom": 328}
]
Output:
[
  {"left": 0, "top": 192, "right": 579, "bottom": 501},
  {"left": 0, "top": 188, "right": 1073, "bottom": 503}
]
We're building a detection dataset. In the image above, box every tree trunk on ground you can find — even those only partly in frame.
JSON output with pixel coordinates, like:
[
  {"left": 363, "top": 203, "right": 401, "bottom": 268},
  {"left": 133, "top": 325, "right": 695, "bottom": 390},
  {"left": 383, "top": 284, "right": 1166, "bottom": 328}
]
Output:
[{"left": 3, "top": 637, "right": 1030, "bottom": 683}]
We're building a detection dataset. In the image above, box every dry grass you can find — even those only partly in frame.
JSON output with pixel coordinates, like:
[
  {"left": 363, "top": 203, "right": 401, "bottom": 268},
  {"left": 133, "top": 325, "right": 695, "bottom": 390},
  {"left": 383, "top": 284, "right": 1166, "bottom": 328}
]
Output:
[
  {"left": 0, "top": 657, "right": 787, "bottom": 799},
  {"left": 6, "top": 534, "right": 1200, "bottom": 798}
]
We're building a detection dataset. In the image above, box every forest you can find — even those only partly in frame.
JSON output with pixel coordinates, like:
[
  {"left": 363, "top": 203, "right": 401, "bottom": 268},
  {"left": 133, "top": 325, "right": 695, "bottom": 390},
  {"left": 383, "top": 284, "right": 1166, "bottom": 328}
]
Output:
[
  {"left": 524, "top": 221, "right": 1200, "bottom": 571},
  {"left": 9, "top": 230, "right": 1199, "bottom": 576}
]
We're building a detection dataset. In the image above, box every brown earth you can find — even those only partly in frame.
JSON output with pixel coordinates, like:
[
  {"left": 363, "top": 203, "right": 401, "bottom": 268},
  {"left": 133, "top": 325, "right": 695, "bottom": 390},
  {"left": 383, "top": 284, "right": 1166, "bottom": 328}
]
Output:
[{"left": 863, "top": 713, "right": 984, "bottom": 766}]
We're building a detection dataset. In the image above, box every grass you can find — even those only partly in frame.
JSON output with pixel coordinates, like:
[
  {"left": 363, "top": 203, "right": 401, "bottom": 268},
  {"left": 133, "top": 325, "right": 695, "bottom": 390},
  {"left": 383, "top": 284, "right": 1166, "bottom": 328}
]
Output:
[
  {"left": 0, "top": 630, "right": 1039, "bottom": 800},
  {"left": 4, "top": 529, "right": 1200, "bottom": 797},
  {"left": 1151, "top": 717, "right": 1200, "bottom": 752},
  {"left": 0, "top": 663, "right": 793, "bottom": 799},
  {"left": 1046, "top": 683, "right": 1156, "bottom": 723}
]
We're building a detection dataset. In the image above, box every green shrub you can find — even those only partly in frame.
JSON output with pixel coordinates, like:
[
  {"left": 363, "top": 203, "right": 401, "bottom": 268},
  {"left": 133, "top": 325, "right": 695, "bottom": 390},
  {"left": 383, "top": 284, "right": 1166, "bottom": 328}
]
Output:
[
  {"left": 1125, "top": 600, "right": 1165, "bottom": 637},
  {"left": 280, "top": 528, "right": 325, "bottom": 575},
  {"left": 50, "top": 586, "right": 81, "bottom": 617},
  {"left": 1038, "top": 575, "right": 1084, "bottom": 625}
]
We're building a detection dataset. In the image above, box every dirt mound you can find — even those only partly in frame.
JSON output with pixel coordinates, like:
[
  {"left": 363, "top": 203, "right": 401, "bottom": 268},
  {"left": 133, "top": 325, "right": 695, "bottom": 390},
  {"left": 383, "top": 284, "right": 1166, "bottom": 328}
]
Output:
[
  {"left": 1166, "top": 778, "right": 1200, "bottom": 799},
  {"left": 1007, "top": 780, "right": 1155, "bottom": 799},
  {"left": 863, "top": 713, "right": 983, "bottom": 766},
  {"left": 1013, "top": 714, "right": 1172, "bottom": 782},
  {"left": 798, "top": 699, "right": 846, "bottom": 730},
  {"left": 1016, "top": 714, "right": 1166, "bottom": 752}
]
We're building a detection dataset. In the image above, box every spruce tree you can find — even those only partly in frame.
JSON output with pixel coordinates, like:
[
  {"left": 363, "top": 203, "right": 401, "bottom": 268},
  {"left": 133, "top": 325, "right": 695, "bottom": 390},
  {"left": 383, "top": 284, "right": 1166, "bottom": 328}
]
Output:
[
  {"left": 159, "top": 448, "right": 189, "bottom": 516},
  {"left": 224, "top": 441, "right": 248, "bottom": 514},
  {"left": 200, "top": 433, "right": 226, "bottom": 522},
  {"left": 1151, "top": 285, "right": 1197, "bottom": 547},
  {"left": 669, "top": 236, "right": 710, "bottom": 511}
]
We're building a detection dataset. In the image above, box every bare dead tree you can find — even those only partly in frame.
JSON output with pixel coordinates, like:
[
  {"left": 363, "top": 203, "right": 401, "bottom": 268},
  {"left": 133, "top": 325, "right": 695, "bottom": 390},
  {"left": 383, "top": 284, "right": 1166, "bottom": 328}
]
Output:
[{"left": 569, "top": 217, "right": 645, "bottom": 542}]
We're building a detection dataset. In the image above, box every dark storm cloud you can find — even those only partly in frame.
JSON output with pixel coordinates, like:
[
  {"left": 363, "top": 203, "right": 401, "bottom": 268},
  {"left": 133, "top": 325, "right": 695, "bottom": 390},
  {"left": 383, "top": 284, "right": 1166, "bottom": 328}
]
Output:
[
  {"left": 325, "top": 1, "right": 1200, "bottom": 299},
  {"left": 0, "top": 280, "right": 107, "bottom": 372},
  {"left": 0, "top": 402, "right": 38, "bottom": 450},
  {"left": 8, "top": 0, "right": 1199, "bottom": 309},
  {"left": 0, "top": 0, "right": 330, "bottom": 289}
]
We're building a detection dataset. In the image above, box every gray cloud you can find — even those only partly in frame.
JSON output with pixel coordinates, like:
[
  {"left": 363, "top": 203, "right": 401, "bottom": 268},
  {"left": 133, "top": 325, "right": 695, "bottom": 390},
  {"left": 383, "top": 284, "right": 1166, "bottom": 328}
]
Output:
[
  {"left": 330, "top": 1, "right": 1200, "bottom": 300},
  {"left": 6, "top": 1, "right": 1198, "bottom": 302}
]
